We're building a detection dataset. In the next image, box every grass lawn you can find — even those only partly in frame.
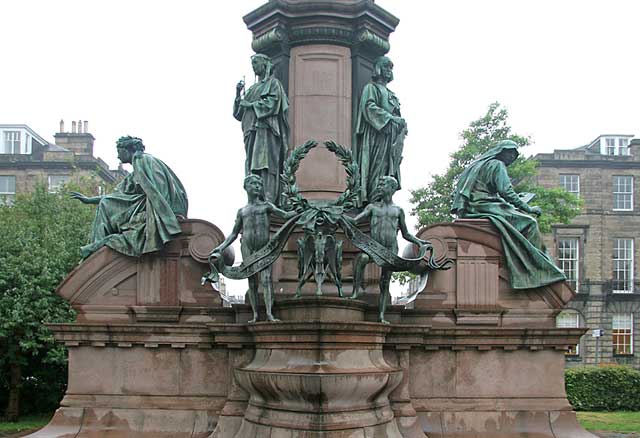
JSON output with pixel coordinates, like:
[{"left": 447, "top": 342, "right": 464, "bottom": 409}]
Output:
[
  {"left": 0, "top": 414, "right": 51, "bottom": 436},
  {"left": 0, "top": 411, "right": 638, "bottom": 435},
  {"left": 577, "top": 411, "right": 640, "bottom": 433}
]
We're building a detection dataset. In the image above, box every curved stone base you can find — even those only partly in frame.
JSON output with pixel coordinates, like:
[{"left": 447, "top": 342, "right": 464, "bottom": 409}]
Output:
[{"left": 212, "top": 297, "right": 414, "bottom": 437}]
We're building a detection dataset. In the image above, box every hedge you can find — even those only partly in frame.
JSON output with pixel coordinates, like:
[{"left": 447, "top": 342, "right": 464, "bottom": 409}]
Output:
[{"left": 565, "top": 366, "right": 640, "bottom": 411}]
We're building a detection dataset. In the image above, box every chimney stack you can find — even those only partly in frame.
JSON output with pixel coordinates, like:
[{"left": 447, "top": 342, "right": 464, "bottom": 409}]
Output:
[{"left": 55, "top": 118, "right": 95, "bottom": 156}]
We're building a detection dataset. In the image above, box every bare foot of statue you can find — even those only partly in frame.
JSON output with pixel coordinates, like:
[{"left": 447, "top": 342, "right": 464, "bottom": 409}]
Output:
[
  {"left": 266, "top": 314, "right": 281, "bottom": 322},
  {"left": 248, "top": 314, "right": 258, "bottom": 324},
  {"left": 379, "top": 315, "right": 390, "bottom": 325}
]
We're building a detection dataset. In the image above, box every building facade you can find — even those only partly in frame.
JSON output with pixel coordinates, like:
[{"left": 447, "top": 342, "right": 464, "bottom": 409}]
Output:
[
  {"left": 535, "top": 134, "right": 640, "bottom": 368},
  {"left": 0, "top": 121, "right": 125, "bottom": 204}
]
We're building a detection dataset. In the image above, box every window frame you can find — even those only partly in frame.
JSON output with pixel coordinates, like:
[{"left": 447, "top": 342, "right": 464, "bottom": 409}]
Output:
[
  {"left": 612, "top": 238, "right": 634, "bottom": 293},
  {"left": 47, "top": 175, "right": 71, "bottom": 193},
  {"left": 612, "top": 175, "right": 633, "bottom": 211},
  {"left": 559, "top": 174, "right": 580, "bottom": 198},
  {"left": 2, "top": 131, "right": 21, "bottom": 154},
  {"left": 612, "top": 313, "right": 634, "bottom": 355},
  {"left": 0, "top": 175, "right": 16, "bottom": 205},
  {"left": 557, "top": 238, "right": 580, "bottom": 291},
  {"left": 556, "top": 311, "right": 581, "bottom": 355}
]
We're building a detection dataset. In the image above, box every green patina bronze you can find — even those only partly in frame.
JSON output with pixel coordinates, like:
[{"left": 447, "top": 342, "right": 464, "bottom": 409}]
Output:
[
  {"left": 354, "top": 56, "right": 407, "bottom": 205},
  {"left": 206, "top": 175, "right": 297, "bottom": 323},
  {"left": 234, "top": 53, "right": 289, "bottom": 206},
  {"left": 204, "top": 141, "right": 449, "bottom": 324},
  {"left": 451, "top": 140, "right": 566, "bottom": 289},
  {"left": 284, "top": 141, "right": 357, "bottom": 298},
  {"left": 349, "top": 176, "right": 432, "bottom": 324},
  {"left": 71, "top": 136, "right": 188, "bottom": 259}
]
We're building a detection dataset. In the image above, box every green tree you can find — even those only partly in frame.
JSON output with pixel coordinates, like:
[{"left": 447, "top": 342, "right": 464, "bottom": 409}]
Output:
[
  {"left": 0, "top": 181, "right": 98, "bottom": 421},
  {"left": 410, "top": 102, "right": 582, "bottom": 232}
]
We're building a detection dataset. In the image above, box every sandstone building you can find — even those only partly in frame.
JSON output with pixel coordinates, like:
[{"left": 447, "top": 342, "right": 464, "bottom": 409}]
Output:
[
  {"left": 0, "top": 121, "right": 125, "bottom": 204},
  {"left": 535, "top": 134, "right": 640, "bottom": 368}
]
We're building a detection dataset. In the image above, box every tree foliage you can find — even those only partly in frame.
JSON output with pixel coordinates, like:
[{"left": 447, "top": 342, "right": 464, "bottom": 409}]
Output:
[
  {"left": 410, "top": 102, "right": 582, "bottom": 232},
  {"left": 0, "top": 180, "right": 98, "bottom": 419}
]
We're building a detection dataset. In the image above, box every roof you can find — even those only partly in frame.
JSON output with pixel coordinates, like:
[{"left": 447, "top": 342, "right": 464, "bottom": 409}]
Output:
[
  {"left": 0, "top": 124, "right": 50, "bottom": 147},
  {"left": 43, "top": 142, "right": 70, "bottom": 152}
]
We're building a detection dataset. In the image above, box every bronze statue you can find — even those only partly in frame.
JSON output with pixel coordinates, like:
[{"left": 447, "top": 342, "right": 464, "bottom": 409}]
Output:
[
  {"left": 353, "top": 56, "right": 407, "bottom": 205},
  {"left": 71, "top": 136, "right": 188, "bottom": 259},
  {"left": 349, "top": 176, "right": 427, "bottom": 323},
  {"left": 209, "top": 175, "right": 296, "bottom": 323},
  {"left": 451, "top": 140, "right": 566, "bottom": 289},
  {"left": 234, "top": 54, "right": 290, "bottom": 206}
]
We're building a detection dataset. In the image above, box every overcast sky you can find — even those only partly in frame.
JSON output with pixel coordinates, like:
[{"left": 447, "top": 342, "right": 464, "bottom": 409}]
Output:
[{"left": 2, "top": 0, "right": 638, "bottom": 292}]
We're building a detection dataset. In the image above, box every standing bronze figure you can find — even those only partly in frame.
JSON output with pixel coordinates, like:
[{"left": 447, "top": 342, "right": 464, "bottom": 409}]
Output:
[
  {"left": 350, "top": 176, "right": 427, "bottom": 323},
  {"left": 209, "top": 175, "right": 295, "bottom": 323},
  {"left": 234, "top": 54, "right": 290, "bottom": 205},
  {"left": 354, "top": 56, "right": 407, "bottom": 205}
]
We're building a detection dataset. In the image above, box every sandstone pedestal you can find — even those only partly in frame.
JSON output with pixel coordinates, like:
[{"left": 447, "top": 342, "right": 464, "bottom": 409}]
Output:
[{"left": 30, "top": 218, "right": 597, "bottom": 438}]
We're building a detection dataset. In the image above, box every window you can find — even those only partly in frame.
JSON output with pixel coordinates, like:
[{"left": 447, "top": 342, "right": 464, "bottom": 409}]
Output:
[
  {"left": 557, "top": 238, "right": 579, "bottom": 291},
  {"left": 613, "top": 176, "right": 633, "bottom": 211},
  {"left": 2, "top": 131, "right": 21, "bottom": 154},
  {"left": 0, "top": 175, "right": 16, "bottom": 205},
  {"left": 620, "top": 138, "right": 630, "bottom": 155},
  {"left": 613, "top": 238, "right": 634, "bottom": 293},
  {"left": 48, "top": 175, "right": 70, "bottom": 193},
  {"left": 559, "top": 174, "right": 580, "bottom": 197},
  {"left": 612, "top": 314, "right": 633, "bottom": 355},
  {"left": 604, "top": 137, "right": 631, "bottom": 156},
  {"left": 556, "top": 311, "right": 581, "bottom": 355},
  {"left": 606, "top": 137, "right": 616, "bottom": 155}
]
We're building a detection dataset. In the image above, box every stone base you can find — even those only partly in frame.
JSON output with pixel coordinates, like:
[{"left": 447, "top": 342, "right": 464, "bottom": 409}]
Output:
[
  {"left": 25, "top": 407, "right": 213, "bottom": 438},
  {"left": 211, "top": 297, "right": 410, "bottom": 437},
  {"left": 419, "top": 410, "right": 595, "bottom": 438},
  {"left": 30, "top": 219, "right": 598, "bottom": 438}
]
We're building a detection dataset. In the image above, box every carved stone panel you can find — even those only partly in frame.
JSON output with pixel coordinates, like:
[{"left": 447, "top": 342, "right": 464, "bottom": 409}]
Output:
[{"left": 289, "top": 44, "right": 352, "bottom": 199}]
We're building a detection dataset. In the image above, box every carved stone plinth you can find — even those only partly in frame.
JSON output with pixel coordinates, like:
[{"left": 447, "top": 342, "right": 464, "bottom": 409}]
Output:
[
  {"left": 211, "top": 297, "right": 411, "bottom": 437},
  {"left": 29, "top": 219, "right": 596, "bottom": 438}
]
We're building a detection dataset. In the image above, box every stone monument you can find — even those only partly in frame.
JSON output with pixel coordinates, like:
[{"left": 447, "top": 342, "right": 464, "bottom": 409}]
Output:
[{"left": 29, "top": 2, "right": 597, "bottom": 438}]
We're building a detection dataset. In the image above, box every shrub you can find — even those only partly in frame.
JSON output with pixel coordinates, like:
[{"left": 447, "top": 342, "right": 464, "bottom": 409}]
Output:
[{"left": 565, "top": 365, "right": 640, "bottom": 411}]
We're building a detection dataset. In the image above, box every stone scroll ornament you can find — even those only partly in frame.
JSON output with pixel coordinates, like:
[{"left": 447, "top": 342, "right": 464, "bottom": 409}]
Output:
[{"left": 203, "top": 140, "right": 451, "bottom": 323}]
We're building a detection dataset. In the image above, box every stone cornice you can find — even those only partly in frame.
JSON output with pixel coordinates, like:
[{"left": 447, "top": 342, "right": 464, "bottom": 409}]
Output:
[
  {"left": 50, "top": 322, "right": 586, "bottom": 354},
  {"left": 243, "top": 0, "right": 397, "bottom": 56},
  {"left": 536, "top": 159, "right": 640, "bottom": 169}
]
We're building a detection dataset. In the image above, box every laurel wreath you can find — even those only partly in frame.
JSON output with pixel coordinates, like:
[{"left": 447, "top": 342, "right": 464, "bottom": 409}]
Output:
[{"left": 281, "top": 140, "right": 360, "bottom": 211}]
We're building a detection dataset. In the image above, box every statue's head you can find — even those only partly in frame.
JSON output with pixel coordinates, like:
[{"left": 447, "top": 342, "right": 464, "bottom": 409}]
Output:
[
  {"left": 495, "top": 140, "right": 519, "bottom": 165},
  {"left": 116, "top": 136, "right": 145, "bottom": 164},
  {"left": 373, "top": 175, "right": 399, "bottom": 200},
  {"left": 251, "top": 54, "right": 273, "bottom": 78},
  {"left": 243, "top": 174, "right": 265, "bottom": 200},
  {"left": 372, "top": 56, "right": 394, "bottom": 83}
]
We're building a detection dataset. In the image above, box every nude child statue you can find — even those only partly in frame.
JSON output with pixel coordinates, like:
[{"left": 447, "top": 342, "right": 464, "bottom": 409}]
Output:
[
  {"left": 210, "top": 175, "right": 295, "bottom": 323},
  {"left": 350, "top": 176, "right": 427, "bottom": 324}
]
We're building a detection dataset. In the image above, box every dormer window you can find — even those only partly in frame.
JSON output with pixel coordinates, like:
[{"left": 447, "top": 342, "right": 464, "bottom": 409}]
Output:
[
  {"left": 603, "top": 136, "right": 630, "bottom": 156},
  {"left": 2, "top": 131, "right": 21, "bottom": 154}
]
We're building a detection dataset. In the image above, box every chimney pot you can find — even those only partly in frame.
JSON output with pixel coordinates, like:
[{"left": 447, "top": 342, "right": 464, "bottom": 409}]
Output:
[
  {"left": 84, "top": 121, "right": 88, "bottom": 133},
  {"left": 59, "top": 119, "right": 65, "bottom": 133},
  {"left": 72, "top": 121, "right": 77, "bottom": 133}
]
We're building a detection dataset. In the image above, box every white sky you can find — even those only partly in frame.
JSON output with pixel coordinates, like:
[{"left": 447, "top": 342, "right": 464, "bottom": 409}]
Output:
[{"left": 2, "top": 0, "right": 639, "bottom": 294}]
